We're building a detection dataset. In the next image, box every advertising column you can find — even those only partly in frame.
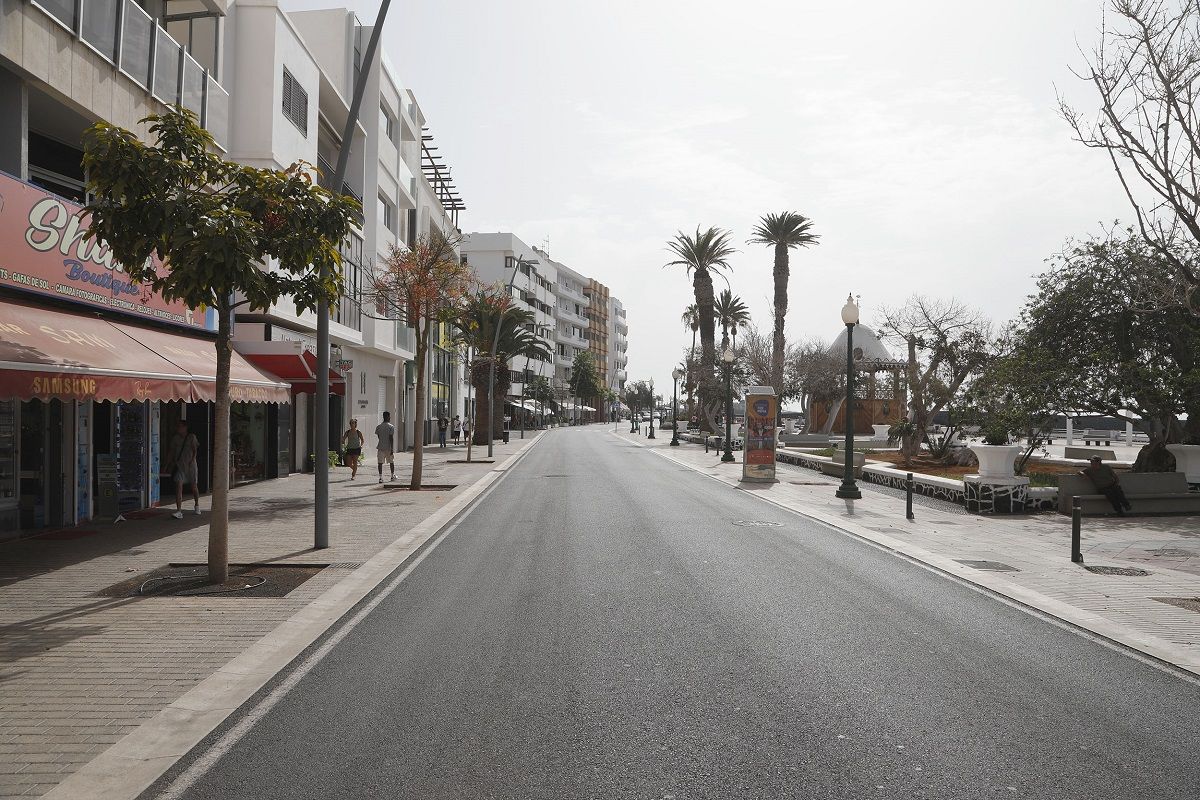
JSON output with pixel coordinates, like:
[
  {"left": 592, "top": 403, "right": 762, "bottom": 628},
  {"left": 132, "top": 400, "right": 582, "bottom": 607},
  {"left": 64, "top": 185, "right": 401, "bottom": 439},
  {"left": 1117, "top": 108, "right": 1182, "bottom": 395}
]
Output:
[{"left": 742, "top": 386, "right": 778, "bottom": 483}]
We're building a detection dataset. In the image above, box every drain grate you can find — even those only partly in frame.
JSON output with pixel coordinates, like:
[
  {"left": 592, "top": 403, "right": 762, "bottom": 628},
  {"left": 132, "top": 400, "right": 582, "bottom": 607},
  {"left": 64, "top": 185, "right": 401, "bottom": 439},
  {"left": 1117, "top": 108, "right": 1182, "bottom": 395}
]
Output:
[
  {"left": 328, "top": 562, "right": 365, "bottom": 569},
  {"left": 732, "top": 520, "right": 783, "bottom": 527},
  {"left": 789, "top": 481, "right": 831, "bottom": 486},
  {"left": 1146, "top": 548, "right": 1197, "bottom": 558},
  {"left": 1153, "top": 597, "right": 1200, "bottom": 613},
  {"left": 956, "top": 559, "right": 1020, "bottom": 572},
  {"left": 1084, "top": 565, "right": 1151, "bottom": 576},
  {"left": 542, "top": 474, "right": 573, "bottom": 478}
]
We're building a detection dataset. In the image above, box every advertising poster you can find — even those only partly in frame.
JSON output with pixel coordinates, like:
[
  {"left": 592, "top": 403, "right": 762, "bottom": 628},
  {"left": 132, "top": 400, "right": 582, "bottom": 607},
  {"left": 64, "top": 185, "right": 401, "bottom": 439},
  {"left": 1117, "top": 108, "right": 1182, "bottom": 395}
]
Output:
[{"left": 742, "top": 389, "right": 778, "bottom": 483}]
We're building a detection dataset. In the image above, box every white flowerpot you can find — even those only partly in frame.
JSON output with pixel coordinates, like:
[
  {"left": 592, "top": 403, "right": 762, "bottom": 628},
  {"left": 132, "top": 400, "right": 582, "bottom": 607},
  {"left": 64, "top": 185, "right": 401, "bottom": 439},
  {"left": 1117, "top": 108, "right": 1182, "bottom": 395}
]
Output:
[
  {"left": 969, "top": 444, "right": 1021, "bottom": 479},
  {"left": 872, "top": 424, "right": 891, "bottom": 441},
  {"left": 1166, "top": 444, "right": 1200, "bottom": 484}
]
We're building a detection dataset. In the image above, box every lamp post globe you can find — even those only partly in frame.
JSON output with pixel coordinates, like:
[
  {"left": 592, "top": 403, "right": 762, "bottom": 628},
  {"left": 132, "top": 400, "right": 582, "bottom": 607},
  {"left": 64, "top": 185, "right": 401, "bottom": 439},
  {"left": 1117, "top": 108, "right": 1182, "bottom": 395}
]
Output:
[
  {"left": 835, "top": 292, "right": 863, "bottom": 499},
  {"left": 670, "top": 368, "right": 684, "bottom": 446},
  {"left": 721, "top": 346, "right": 736, "bottom": 463}
]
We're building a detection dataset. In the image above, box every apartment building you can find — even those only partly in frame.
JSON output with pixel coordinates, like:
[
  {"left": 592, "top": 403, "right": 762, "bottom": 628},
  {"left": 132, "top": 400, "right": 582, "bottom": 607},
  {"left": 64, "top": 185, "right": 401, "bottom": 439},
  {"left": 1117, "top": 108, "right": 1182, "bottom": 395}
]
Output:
[
  {"left": 458, "top": 233, "right": 556, "bottom": 421},
  {"left": 609, "top": 296, "right": 628, "bottom": 399}
]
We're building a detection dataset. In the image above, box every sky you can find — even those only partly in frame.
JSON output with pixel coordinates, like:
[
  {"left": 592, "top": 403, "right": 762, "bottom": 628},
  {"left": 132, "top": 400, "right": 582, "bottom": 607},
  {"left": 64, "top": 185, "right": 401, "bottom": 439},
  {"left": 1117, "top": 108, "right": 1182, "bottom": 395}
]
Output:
[{"left": 283, "top": 0, "right": 1132, "bottom": 397}]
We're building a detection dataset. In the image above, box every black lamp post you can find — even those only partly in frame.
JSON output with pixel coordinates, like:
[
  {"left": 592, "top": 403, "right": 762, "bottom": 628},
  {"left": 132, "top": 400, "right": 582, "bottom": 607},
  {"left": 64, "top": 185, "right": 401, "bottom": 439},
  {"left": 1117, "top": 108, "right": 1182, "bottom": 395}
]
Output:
[
  {"left": 647, "top": 379, "right": 656, "bottom": 439},
  {"left": 670, "top": 367, "right": 683, "bottom": 446},
  {"left": 721, "top": 346, "right": 735, "bottom": 463},
  {"left": 835, "top": 293, "right": 862, "bottom": 499}
]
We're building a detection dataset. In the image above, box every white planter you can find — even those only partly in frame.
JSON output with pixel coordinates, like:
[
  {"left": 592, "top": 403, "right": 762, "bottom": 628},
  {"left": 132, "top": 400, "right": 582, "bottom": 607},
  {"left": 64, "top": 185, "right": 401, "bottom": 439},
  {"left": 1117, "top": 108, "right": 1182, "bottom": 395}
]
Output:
[
  {"left": 872, "top": 424, "right": 891, "bottom": 441},
  {"left": 968, "top": 444, "right": 1021, "bottom": 479},
  {"left": 1167, "top": 444, "right": 1200, "bottom": 484}
]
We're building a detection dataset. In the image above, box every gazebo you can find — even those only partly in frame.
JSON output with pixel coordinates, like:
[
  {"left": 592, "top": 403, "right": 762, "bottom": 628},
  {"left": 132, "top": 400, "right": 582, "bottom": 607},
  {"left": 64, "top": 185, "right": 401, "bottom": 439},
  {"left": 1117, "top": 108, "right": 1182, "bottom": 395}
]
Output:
[{"left": 807, "top": 325, "right": 907, "bottom": 435}]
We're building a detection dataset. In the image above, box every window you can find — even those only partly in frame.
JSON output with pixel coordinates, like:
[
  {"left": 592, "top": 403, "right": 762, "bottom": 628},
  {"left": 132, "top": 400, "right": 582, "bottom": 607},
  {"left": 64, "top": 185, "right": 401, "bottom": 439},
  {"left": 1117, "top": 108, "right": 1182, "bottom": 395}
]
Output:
[
  {"left": 282, "top": 69, "right": 308, "bottom": 135},
  {"left": 380, "top": 102, "right": 395, "bottom": 141},
  {"left": 377, "top": 193, "right": 396, "bottom": 233}
]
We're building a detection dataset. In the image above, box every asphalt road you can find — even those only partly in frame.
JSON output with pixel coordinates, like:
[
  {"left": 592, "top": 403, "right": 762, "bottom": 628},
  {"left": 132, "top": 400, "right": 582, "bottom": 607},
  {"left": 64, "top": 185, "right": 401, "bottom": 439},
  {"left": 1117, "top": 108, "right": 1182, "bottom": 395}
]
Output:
[{"left": 157, "top": 427, "right": 1200, "bottom": 799}]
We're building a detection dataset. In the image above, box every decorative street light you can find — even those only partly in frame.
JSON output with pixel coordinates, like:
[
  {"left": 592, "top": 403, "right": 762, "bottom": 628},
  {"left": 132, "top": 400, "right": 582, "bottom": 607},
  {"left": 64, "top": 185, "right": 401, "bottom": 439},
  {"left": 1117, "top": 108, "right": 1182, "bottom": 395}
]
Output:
[
  {"left": 835, "top": 293, "right": 862, "bottom": 499},
  {"left": 647, "top": 379, "right": 656, "bottom": 439},
  {"left": 489, "top": 255, "right": 535, "bottom": 457},
  {"left": 721, "top": 346, "right": 736, "bottom": 463},
  {"left": 670, "top": 367, "right": 684, "bottom": 446}
]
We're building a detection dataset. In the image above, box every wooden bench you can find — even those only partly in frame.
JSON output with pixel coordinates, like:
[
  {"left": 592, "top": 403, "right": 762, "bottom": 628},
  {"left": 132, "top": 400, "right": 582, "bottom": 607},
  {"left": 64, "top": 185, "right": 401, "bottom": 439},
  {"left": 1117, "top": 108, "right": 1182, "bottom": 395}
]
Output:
[{"left": 1057, "top": 472, "right": 1200, "bottom": 516}]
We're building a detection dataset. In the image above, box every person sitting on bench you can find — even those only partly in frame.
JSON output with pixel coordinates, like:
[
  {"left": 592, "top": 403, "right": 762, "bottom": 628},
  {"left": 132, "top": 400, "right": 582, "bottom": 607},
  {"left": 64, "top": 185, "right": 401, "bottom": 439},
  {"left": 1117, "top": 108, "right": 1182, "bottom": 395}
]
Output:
[{"left": 1080, "top": 456, "right": 1133, "bottom": 516}]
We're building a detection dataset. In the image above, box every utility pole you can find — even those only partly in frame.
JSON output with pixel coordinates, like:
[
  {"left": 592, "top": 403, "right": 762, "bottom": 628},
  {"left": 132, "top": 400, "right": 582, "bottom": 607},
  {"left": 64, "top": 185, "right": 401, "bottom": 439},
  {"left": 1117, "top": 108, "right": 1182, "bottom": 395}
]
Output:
[{"left": 316, "top": 0, "right": 392, "bottom": 549}]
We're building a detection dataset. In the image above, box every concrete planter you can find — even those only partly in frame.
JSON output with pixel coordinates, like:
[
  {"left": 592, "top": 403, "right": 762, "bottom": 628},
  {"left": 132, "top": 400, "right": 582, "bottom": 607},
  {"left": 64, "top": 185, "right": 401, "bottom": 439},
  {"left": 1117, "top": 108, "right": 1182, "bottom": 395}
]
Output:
[
  {"left": 1166, "top": 444, "right": 1200, "bottom": 485},
  {"left": 968, "top": 444, "right": 1021, "bottom": 479},
  {"left": 871, "top": 424, "right": 891, "bottom": 441}
]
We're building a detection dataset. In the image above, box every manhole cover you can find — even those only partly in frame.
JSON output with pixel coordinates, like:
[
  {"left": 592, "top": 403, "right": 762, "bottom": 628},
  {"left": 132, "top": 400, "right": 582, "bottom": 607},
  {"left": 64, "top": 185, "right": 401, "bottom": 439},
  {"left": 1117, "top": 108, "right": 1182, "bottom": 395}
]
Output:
[
  {"left": 1153, "top": 597, "right": 1200, "bottom": 613},
  {"left": 732, "top": 520, "right": 783, "bottom": 527},
  {"left": 1083, "top": 565, "right": 1151, "bottom": 576},
  {"left": 956, "top": 559, "right": 1020, "bottom": 572},
  {"left": 1146, "top": 548, "right": 1196, "bottom": 557}
]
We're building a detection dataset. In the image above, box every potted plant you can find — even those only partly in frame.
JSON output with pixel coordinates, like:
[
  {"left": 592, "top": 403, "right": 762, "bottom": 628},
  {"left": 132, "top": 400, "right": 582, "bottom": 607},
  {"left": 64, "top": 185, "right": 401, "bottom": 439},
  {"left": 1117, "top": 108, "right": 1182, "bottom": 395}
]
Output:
[{"left": 969, "top": 422, "right": 1021, "bottom": 478}]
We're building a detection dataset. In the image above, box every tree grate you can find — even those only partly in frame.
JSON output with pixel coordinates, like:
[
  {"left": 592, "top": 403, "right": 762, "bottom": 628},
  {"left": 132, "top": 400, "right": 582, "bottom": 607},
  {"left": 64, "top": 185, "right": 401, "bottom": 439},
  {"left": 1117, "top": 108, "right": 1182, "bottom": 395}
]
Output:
[
  {"left": 1084, "top": 565, "right": 1151, "bottom": 576},
  {"left": 955, "top": 559, "right": 1020, "bottom": 572},
  {"left": 1153, "top": 597, "right": 1200, "bottom": 613}
]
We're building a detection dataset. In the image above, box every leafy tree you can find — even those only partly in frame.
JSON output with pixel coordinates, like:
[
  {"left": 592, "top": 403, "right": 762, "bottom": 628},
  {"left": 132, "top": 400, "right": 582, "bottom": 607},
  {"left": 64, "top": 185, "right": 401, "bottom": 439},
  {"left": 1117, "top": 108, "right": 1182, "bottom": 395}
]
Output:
[
  {"left": 82, "top": 110, "right": 358, "bottom": 583},
  {"left": 714, "top": 289, "right": 750, "bottom": 350},
  {"left": 527, "top": 375, "right": 555, "bottom": 421},
  {"left": 625, "top": 380, "right": 653, "bottom": 425},
  {"left": 569, "top": 350, "right": 603, "bottom": 420},
  {"left": 666, "top": 227, "right": 736, "bottom": 431},
  {"left": 1060, "top": 0, "right": 1200, "bottom": 313},
  {"left": 749, "top": 212, "right": 820, "bottom": 394},
  {"left": 878, "top": 296, "right": 992, "bottom": 465},
  {"left": 1013, "top": 232, "right": 1200, "bottom": 469},
  {"left": 452, "top": 288, "right": 551, "bottom": 444},
  {"left": 367, "top": 232, "right": 473, "bottom": 488}
]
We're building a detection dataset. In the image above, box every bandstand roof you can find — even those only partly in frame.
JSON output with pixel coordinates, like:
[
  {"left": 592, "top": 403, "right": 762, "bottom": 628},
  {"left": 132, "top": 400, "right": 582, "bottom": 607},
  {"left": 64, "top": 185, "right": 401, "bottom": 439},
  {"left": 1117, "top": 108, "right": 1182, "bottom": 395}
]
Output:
[{"left": 829, "top": 324, "right": 905, "bottom": 369}]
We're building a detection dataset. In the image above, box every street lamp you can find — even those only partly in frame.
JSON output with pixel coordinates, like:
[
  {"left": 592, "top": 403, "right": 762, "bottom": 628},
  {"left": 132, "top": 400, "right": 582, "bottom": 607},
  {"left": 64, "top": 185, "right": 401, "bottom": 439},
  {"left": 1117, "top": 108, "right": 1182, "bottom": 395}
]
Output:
[
  {"left": 721, "top": 346, "right": 735, "bottom": 463},
  {"left": 488, "top": 254, "right": 535, "bottom": 457},
  {"left": 835, "top": 293, "right": 862, "bottom": 499},
  {"left": 647, "top": 379, "right": 656, "bottom": 439},
  {"left": 670, "top": 367, "right": 683, "bottom": 446}
]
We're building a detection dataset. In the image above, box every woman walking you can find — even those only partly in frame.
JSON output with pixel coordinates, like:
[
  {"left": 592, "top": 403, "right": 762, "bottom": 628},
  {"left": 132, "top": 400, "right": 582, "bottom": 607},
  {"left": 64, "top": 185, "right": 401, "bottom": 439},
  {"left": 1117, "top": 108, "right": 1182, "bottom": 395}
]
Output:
[
  {"left": 342, "top": 418, "right": 365, "bottom": 480},
  {"left": 451, "top": 414, "right": 462, "bottom": 445}
]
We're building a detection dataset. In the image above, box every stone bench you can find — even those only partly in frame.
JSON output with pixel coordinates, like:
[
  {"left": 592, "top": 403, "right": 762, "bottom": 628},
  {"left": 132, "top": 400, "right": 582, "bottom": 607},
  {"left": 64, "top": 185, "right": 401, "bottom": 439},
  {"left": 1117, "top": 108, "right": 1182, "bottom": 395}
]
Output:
[
  {"left": 1057, "top": 471, "right": 1200, "bottom": 515},
  {"left": 1063, "top": 446, "right": 1117, "bottom": 460},
  {"left": 818, "top": 449, "right": 864, "bottom": 478},
  {"left": 780, "top": 433, "right": 831, "bottom": 447}
]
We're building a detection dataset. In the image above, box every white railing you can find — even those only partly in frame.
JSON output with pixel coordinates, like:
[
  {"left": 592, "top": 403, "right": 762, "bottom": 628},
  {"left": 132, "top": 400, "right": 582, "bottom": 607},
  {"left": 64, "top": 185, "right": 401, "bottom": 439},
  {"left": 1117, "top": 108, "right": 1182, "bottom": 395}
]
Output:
[{"left": 31, "top": 0, "right": 230, "bottom": 150}]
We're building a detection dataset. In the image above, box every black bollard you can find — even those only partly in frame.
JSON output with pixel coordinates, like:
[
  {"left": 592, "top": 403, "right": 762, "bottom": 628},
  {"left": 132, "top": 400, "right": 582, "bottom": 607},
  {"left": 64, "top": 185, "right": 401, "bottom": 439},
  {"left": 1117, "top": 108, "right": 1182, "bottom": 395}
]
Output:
[
  {"left": 1071, "top": 496, "right": 1083, "bottom": 563},
  {"left": 906, "top": 472, "right": 915, "bottom": 520}
]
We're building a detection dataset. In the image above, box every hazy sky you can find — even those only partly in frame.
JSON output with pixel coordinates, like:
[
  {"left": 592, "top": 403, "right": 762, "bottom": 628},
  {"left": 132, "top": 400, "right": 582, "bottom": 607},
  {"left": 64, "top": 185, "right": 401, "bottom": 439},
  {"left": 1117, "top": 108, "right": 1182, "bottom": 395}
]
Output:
[{"left": 284, "top": 0, "right": 1131, "bottom": 396}]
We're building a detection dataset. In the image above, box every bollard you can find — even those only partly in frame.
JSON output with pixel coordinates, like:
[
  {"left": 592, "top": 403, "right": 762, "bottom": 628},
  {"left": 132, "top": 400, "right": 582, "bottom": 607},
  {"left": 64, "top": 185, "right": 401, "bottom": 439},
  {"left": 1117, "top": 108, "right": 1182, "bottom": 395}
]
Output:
[
  {"left": 705, "top": 436, "right": 709, "bottom": 454},
  {"left": 1071, "top": 496, "right": 1083, "bottom": 563},
  {"left": 906, "top": 472, "right": 915, "bottom": 520}
]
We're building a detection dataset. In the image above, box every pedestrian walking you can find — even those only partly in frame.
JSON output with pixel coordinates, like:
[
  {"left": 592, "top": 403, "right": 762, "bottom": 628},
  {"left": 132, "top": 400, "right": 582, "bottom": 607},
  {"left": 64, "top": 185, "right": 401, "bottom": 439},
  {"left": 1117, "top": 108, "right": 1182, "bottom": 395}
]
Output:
[
  {"left": 451, "top": 415, "right": 462, "bottom": 445},
  {"left": 1080, "top": 456, "right": 1133, "bottom": 515},
  {"left": 462, "top": 417, "right": 472, "bottom": 444},
  {"left": 166, "top": 419, "right": 200, "bottom": 519},
  {"left": 342, "top": 418, "right": 364, "bottom": 480},
  {"left": 437, "top": 415, "right": 449, "bottom": 448},
  {"left": 375, "top": 411, "right": 396, "bottom": 484}
]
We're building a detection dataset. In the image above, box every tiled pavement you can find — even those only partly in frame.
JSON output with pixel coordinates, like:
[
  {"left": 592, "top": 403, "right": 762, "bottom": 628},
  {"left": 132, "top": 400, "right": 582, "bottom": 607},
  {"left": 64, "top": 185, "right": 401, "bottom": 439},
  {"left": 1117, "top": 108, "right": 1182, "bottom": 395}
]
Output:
[
  {"left": 0, "top": 433, "right": 541, "bottom": 799},
  {"left": 621, "top": 428, "right": 1200, "bottom": 674}
]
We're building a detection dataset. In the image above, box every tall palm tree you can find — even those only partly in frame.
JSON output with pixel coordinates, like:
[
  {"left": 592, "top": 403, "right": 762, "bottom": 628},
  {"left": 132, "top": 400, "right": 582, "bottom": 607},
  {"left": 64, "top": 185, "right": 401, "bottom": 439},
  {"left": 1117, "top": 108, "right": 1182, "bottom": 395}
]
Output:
[
  {"left": 452, "top": 289, "right": 553, "bottom": 445},
  {"left": 713, "top": 289, "right": 750, "bottom": 350},
  {"left": 666, "top": 226, "right": 736, "bottom": 431},
  {"left": 681, "top": 303, "right": 700, "bottom": 416},
  {"left": 749, "top": 212, "right": 819, "bottom": 396}
]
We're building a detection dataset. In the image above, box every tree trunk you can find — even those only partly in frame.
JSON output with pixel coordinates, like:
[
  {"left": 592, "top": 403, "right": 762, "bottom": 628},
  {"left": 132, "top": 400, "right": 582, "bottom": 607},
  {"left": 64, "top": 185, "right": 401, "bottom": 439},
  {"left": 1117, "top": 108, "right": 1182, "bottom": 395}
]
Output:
[
  {"left": 687, "top": 328, "right": 697, "bottom": 418},
  {"left": 694, "top": 268, "right": 718, "bottom": 433},
  {"left": 771, "top": 241, "right": 789, "bottom": 395},
  {"left": 209, "top": 301, "right": 232, "bottom": 584},
  {"left": 410, "top": 314, "right": 428, "bottom": 489}
]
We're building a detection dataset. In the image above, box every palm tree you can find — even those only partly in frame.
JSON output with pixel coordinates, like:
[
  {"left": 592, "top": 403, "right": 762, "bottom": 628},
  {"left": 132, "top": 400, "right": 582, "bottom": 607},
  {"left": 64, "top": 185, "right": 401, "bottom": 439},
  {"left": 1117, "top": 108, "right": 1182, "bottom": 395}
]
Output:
[
  {"left": 452, "top": 289, "right": 553, "bottom": 445},
  {"left": 666, "top": 226, "right": 736, "bottom": 431},
  {"left": 681, "top": 303, "right": 700, "bottom": 416},
  {"left": 714, "top": 289, "right": 750, "bottom": 351},
  {"left": 749, "top": 212, "right": 819, "bottom": 396}
]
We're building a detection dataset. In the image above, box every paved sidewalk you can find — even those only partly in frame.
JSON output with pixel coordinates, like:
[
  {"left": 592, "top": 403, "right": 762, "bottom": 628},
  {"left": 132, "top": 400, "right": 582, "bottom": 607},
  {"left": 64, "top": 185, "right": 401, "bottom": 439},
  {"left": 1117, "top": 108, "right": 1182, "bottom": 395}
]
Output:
[
  {"left": 620, "top": 429, "right": 1200, "bottom": 676},
  {"left": 0, "top": 433, "right": 542, "bottom": 799}
]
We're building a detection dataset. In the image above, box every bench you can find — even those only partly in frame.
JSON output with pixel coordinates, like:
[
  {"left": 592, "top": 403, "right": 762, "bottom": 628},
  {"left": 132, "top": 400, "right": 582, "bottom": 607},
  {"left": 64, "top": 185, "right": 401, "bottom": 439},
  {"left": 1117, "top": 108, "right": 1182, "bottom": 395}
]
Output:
[
  {"left": 1064, "top": 446, "right": 1117, "bottom": 460},
  {"left": 1057, "top": 471, "right": 1200, "bottom": 515},
  {"left": 780, "top": 433, "right": 831, "bottom": 447},
  {"left": 818, "top": 449, "right": 865, "bottom": 478},
  {"left": 706, "top": 435, "right": 743, "bottom": 452}
]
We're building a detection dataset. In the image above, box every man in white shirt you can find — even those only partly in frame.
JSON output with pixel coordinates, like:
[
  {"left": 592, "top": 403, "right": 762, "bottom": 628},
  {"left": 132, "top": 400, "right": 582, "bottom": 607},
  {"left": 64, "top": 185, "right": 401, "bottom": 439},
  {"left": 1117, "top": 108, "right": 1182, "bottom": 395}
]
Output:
[{"left": 375, "top": 411, "right": 396, "bottom": 484}]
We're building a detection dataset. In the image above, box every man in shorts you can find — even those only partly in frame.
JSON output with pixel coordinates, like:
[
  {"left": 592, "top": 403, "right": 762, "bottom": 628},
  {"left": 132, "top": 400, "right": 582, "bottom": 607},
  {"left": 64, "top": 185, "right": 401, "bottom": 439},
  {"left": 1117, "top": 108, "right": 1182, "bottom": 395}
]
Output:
[{"left": 375, "top": 411, "right": 396, "bottom": 484}]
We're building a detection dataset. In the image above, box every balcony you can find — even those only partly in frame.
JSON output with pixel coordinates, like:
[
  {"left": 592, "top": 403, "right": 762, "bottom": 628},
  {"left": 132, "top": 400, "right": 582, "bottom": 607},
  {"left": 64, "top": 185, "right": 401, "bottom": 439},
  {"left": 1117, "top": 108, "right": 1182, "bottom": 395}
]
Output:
[{"left": 31, "top": 0, "right": 231, "bottom": 149}]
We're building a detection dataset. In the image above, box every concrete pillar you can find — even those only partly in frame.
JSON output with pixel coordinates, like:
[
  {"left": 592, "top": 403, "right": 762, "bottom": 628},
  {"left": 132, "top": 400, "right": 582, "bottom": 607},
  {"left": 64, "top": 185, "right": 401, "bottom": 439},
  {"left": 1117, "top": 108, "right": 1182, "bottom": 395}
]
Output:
[
  {"left": 1066, "top": 418, "right": 1074, "bottom": 445},
  {"left": 1126, "top": 419, "right": 1134, "bottom": 446},
  {"left": 0, "top": 69, "right": 28, "bottom": 179}
]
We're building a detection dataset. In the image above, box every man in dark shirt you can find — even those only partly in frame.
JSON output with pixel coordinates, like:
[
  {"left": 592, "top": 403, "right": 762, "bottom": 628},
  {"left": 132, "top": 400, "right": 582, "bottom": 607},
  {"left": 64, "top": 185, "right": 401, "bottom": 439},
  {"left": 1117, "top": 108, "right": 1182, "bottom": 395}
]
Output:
[{"left": 1080, "top": 456, "right": 1132, "bottom": 515}]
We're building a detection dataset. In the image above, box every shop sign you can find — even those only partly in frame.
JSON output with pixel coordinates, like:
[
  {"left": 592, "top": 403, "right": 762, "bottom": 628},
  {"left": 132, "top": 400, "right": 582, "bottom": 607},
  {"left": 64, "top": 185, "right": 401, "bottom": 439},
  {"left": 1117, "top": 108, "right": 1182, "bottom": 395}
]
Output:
[
  {"left": 0, "top": 171, "right": 217, "bottom": 332},
  {"left": 333, "top": 359, "right": 354, "bottom": 373},
  {"left": 742, "top": 387, "right": 778, "bottom": 483}
]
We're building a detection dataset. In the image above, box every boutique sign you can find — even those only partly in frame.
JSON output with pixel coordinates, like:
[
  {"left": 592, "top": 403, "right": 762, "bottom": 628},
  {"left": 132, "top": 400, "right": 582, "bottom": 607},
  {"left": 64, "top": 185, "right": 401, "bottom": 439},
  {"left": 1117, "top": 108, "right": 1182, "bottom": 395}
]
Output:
[{"left": 0, "top": 171, "right": 216, "bottom": 331}]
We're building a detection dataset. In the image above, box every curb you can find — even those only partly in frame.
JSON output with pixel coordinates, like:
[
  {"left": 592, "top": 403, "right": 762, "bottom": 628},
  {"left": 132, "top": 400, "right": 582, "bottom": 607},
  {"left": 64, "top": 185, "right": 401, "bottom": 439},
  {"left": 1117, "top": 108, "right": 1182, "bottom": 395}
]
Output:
[
  {"left": 618, "top": 431, "right": 1200, "bottom": 681},
  {"left": 42, "top": 433, "right": 546, "bottom": 800}
]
